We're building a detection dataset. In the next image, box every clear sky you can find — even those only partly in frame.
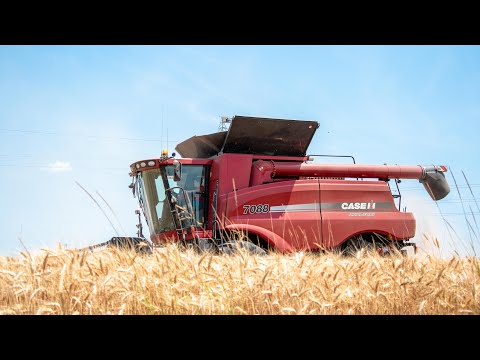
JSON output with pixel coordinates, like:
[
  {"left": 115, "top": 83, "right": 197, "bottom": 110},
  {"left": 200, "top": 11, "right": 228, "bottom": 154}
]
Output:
[{"left": 1, "top": 45, "right": 479, "bottom": 258}]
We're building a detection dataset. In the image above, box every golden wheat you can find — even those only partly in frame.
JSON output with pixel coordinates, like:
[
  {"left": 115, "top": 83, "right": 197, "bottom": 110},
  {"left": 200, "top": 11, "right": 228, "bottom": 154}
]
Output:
[{"left": 0, "top": 243, "right": 479, "bottom": 315}]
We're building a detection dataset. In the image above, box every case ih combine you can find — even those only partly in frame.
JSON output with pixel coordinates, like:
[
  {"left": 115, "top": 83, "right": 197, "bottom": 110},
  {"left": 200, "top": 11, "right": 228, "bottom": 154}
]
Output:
[{"left": 95, "top": 116, "right": 451, "bottom": 256}]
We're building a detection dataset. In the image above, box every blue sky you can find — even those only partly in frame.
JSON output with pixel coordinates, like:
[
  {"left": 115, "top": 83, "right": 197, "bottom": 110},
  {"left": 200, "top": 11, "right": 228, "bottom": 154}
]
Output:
[{"left": 1, "top": 45, "right": 479, "bottom": 258}]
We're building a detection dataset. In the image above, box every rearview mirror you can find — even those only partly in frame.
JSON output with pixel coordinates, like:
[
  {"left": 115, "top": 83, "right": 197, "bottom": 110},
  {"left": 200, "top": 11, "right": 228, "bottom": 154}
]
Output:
[
  {"left": 129, "top": 177, "right": 136, "bottom": 197},
  {"left": 173, "top": 160, "right": 182, "bottom": 182}
]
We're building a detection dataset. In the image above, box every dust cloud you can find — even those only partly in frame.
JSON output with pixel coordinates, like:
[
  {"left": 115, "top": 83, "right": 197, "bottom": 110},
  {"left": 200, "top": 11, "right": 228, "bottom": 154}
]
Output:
[{"left": 403, "top": 193, "right": 460, "bottom": 258}]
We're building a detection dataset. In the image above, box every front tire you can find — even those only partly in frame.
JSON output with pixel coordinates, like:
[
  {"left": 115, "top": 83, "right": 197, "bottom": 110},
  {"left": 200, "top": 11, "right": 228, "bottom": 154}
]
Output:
[{"left": 219, "top": 240, "right": 267, "bottom": 256}]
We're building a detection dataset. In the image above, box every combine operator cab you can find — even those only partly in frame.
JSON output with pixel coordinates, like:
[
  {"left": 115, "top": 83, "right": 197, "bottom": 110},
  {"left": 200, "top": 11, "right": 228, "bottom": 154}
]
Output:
[{"left": 130, "top": 155, "right": 212, "bottom": 247}]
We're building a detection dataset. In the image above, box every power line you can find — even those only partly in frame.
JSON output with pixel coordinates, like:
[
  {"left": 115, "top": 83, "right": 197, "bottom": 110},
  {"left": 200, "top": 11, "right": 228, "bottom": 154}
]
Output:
[
  {"left": 0, "top": 154, "right": 32, "bottom": 157},
  {"left": 0, "top": 164, "right": 126, "bottom": 171},
  {"left": 0, "top": 128, "right": 180, "bottom": 143},
  {"left": 402, "top": 185, "right": 480, "bottom": 190},
  {"left": 419, "top": 199, "right": 480, "bottom": 203},
  {"left": 425, "top": 213, "right": 480, "bottom": 216}
]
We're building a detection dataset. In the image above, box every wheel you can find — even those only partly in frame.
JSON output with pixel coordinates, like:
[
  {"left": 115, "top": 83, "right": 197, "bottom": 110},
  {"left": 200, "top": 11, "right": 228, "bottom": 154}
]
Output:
[
  {"left": 341, "top": 234, "right": 391, "bottom": 257},
  {"left": 181, "top": 237, "right": 217, "bottom": 254},
  {"left": 219, "top": 240, "right": 267, "bottom": 256}
]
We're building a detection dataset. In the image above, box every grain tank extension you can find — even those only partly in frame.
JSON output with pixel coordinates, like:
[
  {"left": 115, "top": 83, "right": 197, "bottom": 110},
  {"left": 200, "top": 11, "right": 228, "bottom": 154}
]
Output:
[{"left": 110, "top": 116, "right": 451, "bottom": 255}]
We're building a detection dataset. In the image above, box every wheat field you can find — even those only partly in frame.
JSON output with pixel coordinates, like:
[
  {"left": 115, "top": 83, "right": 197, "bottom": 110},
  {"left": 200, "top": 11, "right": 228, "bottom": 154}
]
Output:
[{"left": 0, "top": 240, "right": 479, "bottom": 315}]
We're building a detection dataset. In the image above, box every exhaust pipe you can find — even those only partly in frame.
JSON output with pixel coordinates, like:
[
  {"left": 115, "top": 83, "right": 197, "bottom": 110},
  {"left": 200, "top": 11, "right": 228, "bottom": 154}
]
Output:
[{"left": 420, "top": 165, "right": 450, "bottom": 201}]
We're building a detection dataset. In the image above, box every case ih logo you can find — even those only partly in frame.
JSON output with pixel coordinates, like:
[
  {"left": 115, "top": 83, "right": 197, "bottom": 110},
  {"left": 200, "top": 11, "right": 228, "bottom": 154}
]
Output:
[{"left": 341, "top": 202, "right": 376, "bottom": 210}]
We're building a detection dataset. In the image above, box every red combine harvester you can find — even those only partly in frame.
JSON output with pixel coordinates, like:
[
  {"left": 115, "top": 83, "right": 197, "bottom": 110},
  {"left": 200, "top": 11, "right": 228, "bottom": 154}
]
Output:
[{"left": 103, "top": 116, "right": 451, "bottom": 255}]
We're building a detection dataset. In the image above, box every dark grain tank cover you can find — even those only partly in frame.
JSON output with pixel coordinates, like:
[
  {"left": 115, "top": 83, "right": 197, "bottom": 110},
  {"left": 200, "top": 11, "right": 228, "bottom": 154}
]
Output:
[
  {"left": 175, "top": 131, "right": 227, "bottom": 159},
  {"left": 175, "top": 115, "right": 319, "bottom": 158}
]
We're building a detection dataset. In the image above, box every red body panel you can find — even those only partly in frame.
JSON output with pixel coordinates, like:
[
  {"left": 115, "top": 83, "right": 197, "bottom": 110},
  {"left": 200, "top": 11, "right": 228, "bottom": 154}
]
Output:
[
  {"left": 223, "top": 180, "right": 322, "bottom": 251},
  {"left": 209, "top": 154, "right": 254, "bottom": 229},
  {"left": 221, "top": 177, "right": 415, "bottom": 253},
  {"left": 319, "top": 180, "right": 415, "bottom": 248}
]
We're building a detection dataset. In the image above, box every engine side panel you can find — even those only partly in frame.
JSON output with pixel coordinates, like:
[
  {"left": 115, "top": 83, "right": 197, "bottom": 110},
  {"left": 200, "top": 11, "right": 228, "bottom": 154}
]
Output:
[
  {"left": 222, "top": 179, "right": 416, "bottom": 252},
  {"left": 319, "top": 180, "right": 416, "bottom": 247}
]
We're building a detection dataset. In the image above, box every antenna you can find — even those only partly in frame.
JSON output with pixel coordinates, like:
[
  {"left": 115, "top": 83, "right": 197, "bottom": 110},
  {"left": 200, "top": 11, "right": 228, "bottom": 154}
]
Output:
[
  {"left": 218, "top": 116, "right": 232, "bottom": 132},
  {"left": 161, "top": 105, "right": 164, "bottom": 150}
]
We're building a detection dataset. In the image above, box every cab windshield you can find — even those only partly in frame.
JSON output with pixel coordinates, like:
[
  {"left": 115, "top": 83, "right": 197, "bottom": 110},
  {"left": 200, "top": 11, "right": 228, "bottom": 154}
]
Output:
[{"left": 137, "top": 165, "right": 208, "bottom": 235}]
